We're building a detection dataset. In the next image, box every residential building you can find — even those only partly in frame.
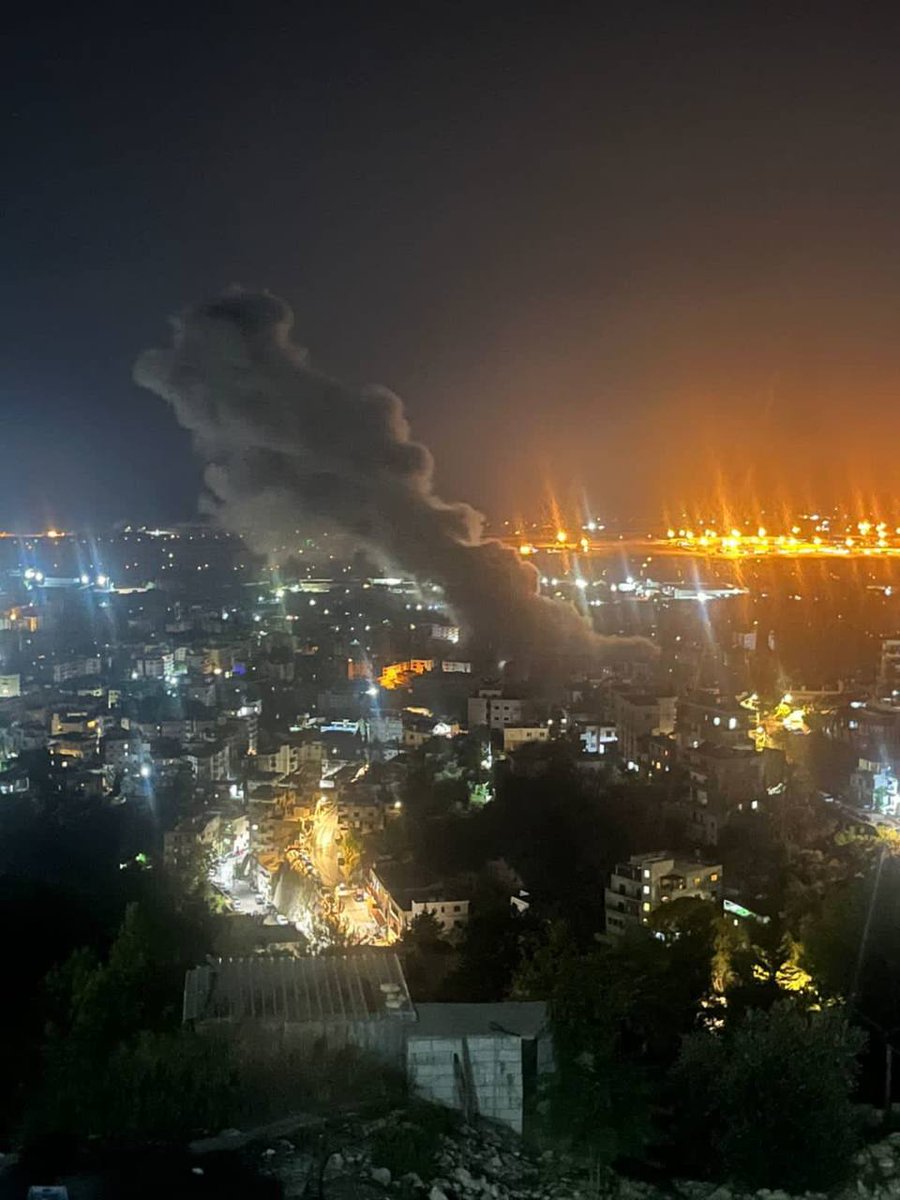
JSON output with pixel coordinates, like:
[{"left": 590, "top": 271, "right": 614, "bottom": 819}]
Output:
[
  {"left": 369, "top": 862, "right": 471, "bottom": 939},
  {"left": 102, "top": 727, "right": 151, "bottom": 775},
  {"left": 502, "top": 725, "right": 550, "bottom": 753},
  {"left": 53, "top": 656, "right": 101, "bottom": 684},
  {"left": 685, "top": 742, "right": 765, "bottom": 809},
  {"left": 605, "top": 852, "right": 722, "bottom": 936},
  {"left": 256, "top": 738, "right": 326, "bottom": 778},
  {"left": 185, "top": 740, "right": 231, "bottom": 782},
  {"left": 610, "top": 689, "right": 676, "bottom": 764},
  {"left": 676, "top": 690, "right": 754, "bottom": 749},
  {"left": 467, "top": 689, "right": 523, "bottom": 730},
  {"left": 579, "top": 722, "right": 617, "bottom": 754},
  {"left": 337, "top": 795, "right": 387, "bottom": 834}
]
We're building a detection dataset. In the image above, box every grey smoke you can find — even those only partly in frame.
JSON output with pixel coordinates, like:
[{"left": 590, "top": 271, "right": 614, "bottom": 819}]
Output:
[{"left": 134, "top": 289, "right": 649, "bottom": 666}]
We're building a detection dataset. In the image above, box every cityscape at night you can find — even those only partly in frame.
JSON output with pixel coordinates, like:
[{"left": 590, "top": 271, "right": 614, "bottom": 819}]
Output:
[{"left": 9, "top": 4, "right": 900, "bottom": 1198}]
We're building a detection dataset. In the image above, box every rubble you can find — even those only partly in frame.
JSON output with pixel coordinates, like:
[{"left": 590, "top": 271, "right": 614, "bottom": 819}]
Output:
[{"left": 231, "top": 1106, "right": 900, "bottom": 1200}]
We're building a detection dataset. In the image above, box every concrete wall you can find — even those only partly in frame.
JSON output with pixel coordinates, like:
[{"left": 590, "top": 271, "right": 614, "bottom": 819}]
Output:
[
  {"left": 199, "top": 1015, "right": 410, "bottom": 1070},
  {"left": 407, "top": 1034, "right": 525, "bottom": 1133}
]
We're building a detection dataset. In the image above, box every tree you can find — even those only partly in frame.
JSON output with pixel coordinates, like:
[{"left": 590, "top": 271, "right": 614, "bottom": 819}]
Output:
[
  {"left": 22, "top": 880, "right": 221, "bottom": 1154},
  {"left": 341, "top": 829, "right": 364, "bottom": 878},
  {"left": 802, "top": 851, "right": 900, "bottom": 1035},
  {"left": 25, "top": 1029, "right": 238, "bottom": 1146},
  {"left": 673, "top": 1000, "right": 865, "bottom": 1190},
  {"left": 514, "top": 923, "right": 654, "bottom": 1172},
  {"left": 443, "top": 900, "right": 534, "bottom": 1002},
  {"left": 398, "top": 911, "right": 454, "bottom": 1001}
]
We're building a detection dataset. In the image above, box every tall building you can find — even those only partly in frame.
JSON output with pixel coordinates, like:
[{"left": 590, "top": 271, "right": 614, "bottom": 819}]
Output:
[
  {"left": 605, "top": 851, "right": 722, "bottom": 937},
  {"left": 610, "top": 689, "right": 676, "bottom": 764}
]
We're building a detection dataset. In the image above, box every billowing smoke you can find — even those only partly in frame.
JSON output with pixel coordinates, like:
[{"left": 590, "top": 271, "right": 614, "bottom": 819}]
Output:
[{"left": 135, "top": 289, "right": 649, "bottom": 668}]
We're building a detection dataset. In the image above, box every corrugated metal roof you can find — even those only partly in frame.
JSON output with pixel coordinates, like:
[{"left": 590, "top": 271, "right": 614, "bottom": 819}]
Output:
[{"left": 183, "top": 952, "right": 415, "bottom": 1024}]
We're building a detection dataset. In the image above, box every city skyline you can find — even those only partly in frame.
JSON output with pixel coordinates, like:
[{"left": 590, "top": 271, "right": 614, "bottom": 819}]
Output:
[{"left": 8, "top": 8, "right": 900, "bottom": 1184}]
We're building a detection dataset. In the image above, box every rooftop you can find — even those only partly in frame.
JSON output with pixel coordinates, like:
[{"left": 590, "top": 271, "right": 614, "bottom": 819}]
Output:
[
  {"left": 183, "top": 951, "right": 414, "bottom": 1024},
  {"left": 690, "top": 741, "right": 759, "bottom": 759},
  {"left": 412, "top": 1002, "right": 548, "bottom": 1040}
]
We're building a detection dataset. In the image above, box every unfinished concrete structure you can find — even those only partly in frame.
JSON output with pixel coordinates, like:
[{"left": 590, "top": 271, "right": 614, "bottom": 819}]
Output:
[{"left": 183, "top": 953, "right": 551, "bottom": 1133}]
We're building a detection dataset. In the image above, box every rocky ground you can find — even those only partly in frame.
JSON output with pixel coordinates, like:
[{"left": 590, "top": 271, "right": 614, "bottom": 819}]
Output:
[
  {"left": 8, "top": 1105, "right": 900, "bottom": 1198},
  {"left": 203, "top": 1111, "right": 900, "bottom": 1200}
]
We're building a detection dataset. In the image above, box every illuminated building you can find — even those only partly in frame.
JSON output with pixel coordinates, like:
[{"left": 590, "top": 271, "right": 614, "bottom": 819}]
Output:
[
  {"left": 502, "top": 724, "right": 550, "bottom": 753},
  {"left": 378, "top": 659, "right": 434, "bottom": 689},
  {"left": 0, "top": 673, "right": 21, "bottom": 698},
  {"left": 605, "top": 852, "right": 722, "bottom": 936},
  {"left": 368, "top": 862, "right": 471, "bottom": 940},
  {"left": 850, "top": 759, "right": 900, "bottom": 815},
  {"left": 676, "top": 690, "right": 754, "bottom": 749},
  {"left": 579, "top": 723, "right": 617, "bottom": 755}
]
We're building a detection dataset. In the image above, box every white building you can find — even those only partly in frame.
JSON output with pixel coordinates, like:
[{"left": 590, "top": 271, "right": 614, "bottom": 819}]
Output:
[
  {"left": 605, "top": 852, "right": 722, "bottom": 937},
  {"left": 579, "top": 723, "right": 617, "bottom": 754},
  {"left": 468, "top": 690, "right": 523, "bottom": 730},
  {"left": 610, "top": 690, "right": 676, "bottom": 763},
  {"left": 53, "top": 656, "right": 102, "bottom": 684},
  {"left": 369, "top": 864, "right": 470, "bottom": 939},
  {"left": 0, "top": 674, "right": 21, "bottom": 698}
]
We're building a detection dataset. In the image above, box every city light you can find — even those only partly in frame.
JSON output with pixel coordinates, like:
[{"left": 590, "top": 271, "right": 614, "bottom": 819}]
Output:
[{"left": 505, "top": 511, "right": 900, "bottom": 560}]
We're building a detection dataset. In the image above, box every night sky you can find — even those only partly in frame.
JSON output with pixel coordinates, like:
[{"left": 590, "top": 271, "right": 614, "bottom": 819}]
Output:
[{"left": 6, "top": 4, "right": 900, "bottom": 530}]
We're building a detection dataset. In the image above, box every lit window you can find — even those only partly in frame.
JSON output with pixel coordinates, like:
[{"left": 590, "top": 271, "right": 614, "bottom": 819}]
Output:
[
  {"left": 642, "top": 902, "right": 651, "bottom": 912},
  {"left": 713, "top": 716, "right": 721, "bottom": 727},
  {"left": 728, "top": 717, "right": 738, "bottom": 730},
  {"left": 710, "top": 873, "right": 719, "bottom": 882},
  {"left": 643, "top": 869, "right": 650, "bottom": 878},
  {"left": 643, "top": 885, "right": 650, "bottom": 894}
]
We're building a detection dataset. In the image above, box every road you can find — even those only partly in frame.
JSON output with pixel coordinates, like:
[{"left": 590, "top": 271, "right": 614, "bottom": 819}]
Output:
[
  {"left": 208, "top": 801, "right": 388, "bottom": 945},
  {"left": 211, "top": 854, "right": 268, "bottom": 915},
  {"left": 309, "top": 795, "right": 390, "bottom": 943},
  {"left": 311, "top": 795, "right": 344, "bottom": 889}
]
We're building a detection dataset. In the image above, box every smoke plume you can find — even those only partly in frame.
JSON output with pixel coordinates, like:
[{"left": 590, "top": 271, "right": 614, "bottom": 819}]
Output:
[{"left": 135, "top": 289, "right": 649, "bottom": 667}]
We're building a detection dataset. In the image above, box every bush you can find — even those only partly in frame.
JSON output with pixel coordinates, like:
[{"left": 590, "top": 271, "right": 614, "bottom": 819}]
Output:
[{"left": 673, "top": 1000, "right": 865, "bottom": 1191}]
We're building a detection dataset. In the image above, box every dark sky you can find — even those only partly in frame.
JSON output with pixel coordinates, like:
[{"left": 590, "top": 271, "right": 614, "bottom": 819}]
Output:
[{"left": 6, "top": 3, "right": 900, "bottom": 530}]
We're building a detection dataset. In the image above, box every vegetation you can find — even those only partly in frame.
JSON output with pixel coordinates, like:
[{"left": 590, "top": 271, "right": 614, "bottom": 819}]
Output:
[{"left": 674, "top": 1002, "right": 865, "bottom": 1190}]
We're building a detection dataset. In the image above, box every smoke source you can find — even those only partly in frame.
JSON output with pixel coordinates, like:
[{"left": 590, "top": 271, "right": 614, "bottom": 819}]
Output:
[{"left": 135, "top": 289, "right": 649, "bottom": 668}]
